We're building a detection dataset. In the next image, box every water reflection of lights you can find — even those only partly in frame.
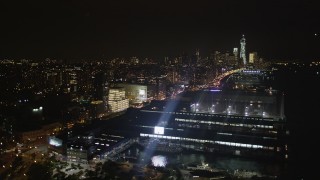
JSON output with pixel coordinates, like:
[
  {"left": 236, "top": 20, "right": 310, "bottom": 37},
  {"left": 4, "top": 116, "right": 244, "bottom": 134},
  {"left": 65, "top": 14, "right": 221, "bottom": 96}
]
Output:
[{"left": 151, "top": 155, "right": 168, "bottom": 167}]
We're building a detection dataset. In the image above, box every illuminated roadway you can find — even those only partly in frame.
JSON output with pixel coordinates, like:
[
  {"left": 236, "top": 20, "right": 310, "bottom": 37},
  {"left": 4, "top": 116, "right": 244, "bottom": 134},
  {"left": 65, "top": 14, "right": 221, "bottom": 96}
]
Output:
[{"left": 210, "top": 68, "right": 245, "bottom": 88}]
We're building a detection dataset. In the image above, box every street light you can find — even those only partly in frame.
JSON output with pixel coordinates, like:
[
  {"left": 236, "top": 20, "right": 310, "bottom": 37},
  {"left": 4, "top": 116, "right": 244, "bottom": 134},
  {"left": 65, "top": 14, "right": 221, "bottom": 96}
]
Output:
[
  {"left": 191, "top": 103, "right": 199, "bottom": 112},
  {"left": 227, "top": 105, "right": 232, "bottom": 114},
  {"left": 211, "top": 105, "right": 215, "bottom": 113},
  {"left": 190, "top": 104, "right": 195, "bottom": 112}
]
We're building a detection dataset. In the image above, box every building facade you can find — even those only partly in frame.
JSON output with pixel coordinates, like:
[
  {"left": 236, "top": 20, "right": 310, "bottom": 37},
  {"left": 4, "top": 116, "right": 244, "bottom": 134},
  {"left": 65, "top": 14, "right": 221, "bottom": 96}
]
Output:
[
  {"left": 135, "top": 89, "right": 288, "bottom": 160},
  {"left": 108, "top": 87, "right": 129, "bottom": 112},
  {"left": 126, "top": 70, "right": 289, "bottom": 160},
  {"left": 114, "top": 83, "right": 147, "bottom": 105}
]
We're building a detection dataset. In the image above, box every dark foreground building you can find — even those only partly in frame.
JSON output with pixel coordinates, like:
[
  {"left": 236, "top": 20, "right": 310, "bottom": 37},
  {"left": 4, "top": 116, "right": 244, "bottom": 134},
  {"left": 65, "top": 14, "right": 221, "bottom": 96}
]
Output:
[
  {"left": 126, "top": 71, "right": 289, "bottom": 161},
  {"left": 66, "top": 70, "right": 289, "bottom": 162}
]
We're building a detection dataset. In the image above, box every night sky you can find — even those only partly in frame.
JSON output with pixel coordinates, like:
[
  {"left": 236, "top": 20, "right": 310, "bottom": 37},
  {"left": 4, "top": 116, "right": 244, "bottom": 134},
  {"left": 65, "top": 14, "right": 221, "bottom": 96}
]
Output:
[{"left": 1, "top": 0, "right": 319, "bottom": 61}]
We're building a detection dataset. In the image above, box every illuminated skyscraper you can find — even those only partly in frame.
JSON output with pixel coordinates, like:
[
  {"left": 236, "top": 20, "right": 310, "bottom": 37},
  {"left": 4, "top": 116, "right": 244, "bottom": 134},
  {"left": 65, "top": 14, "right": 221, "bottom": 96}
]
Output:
[
  {"left": 240, "top": 35, "right": 246, "bottom": 65},
  {"left": 233, "top": 48, "right": 239, "bottom": 65},
  {"left": 249, "top": 52, "right": 258, "bottom": 64}
]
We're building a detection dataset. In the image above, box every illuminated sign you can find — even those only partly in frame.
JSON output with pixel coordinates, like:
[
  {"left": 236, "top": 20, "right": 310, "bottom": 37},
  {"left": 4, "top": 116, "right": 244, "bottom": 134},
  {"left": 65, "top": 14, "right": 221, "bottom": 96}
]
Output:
[{"left": 154, "top": 126, "right": 164, "bottom": 135}]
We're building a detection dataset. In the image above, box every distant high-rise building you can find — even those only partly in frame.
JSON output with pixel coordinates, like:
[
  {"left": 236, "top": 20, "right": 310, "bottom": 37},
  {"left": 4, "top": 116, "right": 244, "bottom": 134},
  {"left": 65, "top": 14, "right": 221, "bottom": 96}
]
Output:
[
  {"left": 93, "top": 72, "right": 108, "bottom": 102},
  {"left": 249, "top": 52, "right": 258, "bottom": 64},
  {"left": 90, "top": 100, "right": 105, "bottom": 119},
  {"left": 214, "top": 51, "right": 222, "bottom": 65},
  {"left": 92, "top": 72, "right": 108, "bottom": 113},
  {"left": 233, "top": 48, "right": 239, "bottom": 65},
  {"left": 195, "top": 49, "right": 200, "bottom": 64},
  {"left": 240, "top": 35, "right": 246, "bottom": 65},
  {"left": 164, "top": 57, "right": 169, "bottom": 65},
  {"left": 181, "top": 52, "right": 189, "bottom": 66}
]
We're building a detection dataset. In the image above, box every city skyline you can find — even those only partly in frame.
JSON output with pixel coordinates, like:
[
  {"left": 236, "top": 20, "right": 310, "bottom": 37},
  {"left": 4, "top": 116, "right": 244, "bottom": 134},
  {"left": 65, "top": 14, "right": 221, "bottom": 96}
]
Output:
[
  {"left": 1, "top": 1, "right": 319, "bottom": 179},
  {"left": 1, "top": 0, "right": 319, "bottom": 61}
]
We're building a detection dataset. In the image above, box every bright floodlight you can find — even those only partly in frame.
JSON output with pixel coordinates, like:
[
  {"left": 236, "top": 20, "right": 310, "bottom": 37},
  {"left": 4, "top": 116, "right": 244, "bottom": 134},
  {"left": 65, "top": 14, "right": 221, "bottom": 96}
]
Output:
[
  {"left": 154, "top": 126, "right": 164, "bottom": 135},
  {"left": 151, "top": 155, "right": 167, "bottom": 167},
  {"left": 49, "top": 136, "right": 62, "bottom": 147},
  {"left": 139, "top": 89, "right": 145, "bottom": 95}
]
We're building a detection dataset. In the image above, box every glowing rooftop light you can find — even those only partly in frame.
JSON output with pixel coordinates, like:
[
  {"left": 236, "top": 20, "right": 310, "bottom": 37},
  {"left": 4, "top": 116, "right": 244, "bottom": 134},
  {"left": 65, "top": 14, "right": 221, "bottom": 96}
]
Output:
[
  {"left": 209, "top": 89, "right": 221, "bottom": 92},
  {"left": 154, "top": 126, "right": 164, "bottom": 135}
]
